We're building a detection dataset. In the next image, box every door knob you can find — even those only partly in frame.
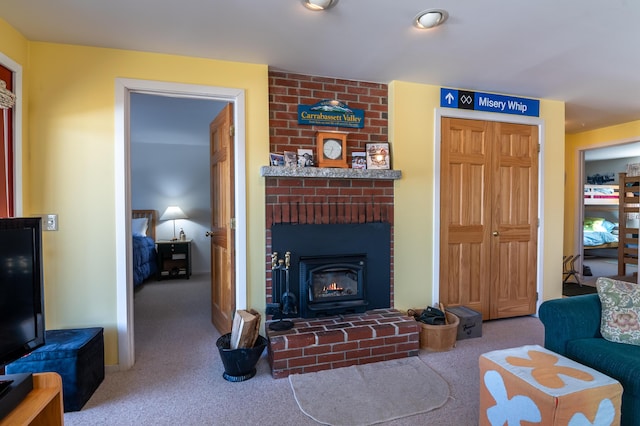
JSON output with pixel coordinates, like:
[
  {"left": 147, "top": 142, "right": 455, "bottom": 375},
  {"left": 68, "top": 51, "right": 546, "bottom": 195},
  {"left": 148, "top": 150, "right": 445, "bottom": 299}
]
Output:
[
  {"left": 492, "top": 231, "right": 499, "bottom": 236},
  {"left": 205, "top": 231, "right": 213, "bottom": 237}
]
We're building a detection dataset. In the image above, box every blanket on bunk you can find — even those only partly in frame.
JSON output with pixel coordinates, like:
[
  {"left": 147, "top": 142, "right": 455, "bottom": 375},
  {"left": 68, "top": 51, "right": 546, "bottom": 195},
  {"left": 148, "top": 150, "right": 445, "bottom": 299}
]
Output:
[{"left": 584, "top": 230, "right": 618, "bottom": 247}]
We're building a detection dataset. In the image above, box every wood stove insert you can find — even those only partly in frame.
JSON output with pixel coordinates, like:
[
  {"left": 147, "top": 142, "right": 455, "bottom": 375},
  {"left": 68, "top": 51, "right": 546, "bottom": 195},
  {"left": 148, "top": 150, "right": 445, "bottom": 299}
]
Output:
[
  {"left": 300, "top": 254, "right": 368, "bottom": 317},
  {"left": 270, "top": 223, "right": 391, "bottom": 319}
]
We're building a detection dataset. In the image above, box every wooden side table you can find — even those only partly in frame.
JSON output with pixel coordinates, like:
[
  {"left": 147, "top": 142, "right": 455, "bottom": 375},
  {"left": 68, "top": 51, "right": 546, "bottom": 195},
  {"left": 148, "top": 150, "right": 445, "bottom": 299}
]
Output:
[{"left": 0, "top": 372, "right": 64, "bottom": 426}]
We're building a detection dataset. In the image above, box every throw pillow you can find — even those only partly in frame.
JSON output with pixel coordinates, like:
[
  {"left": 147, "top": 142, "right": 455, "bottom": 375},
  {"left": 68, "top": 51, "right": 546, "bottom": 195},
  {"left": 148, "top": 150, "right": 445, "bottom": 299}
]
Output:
[
  {"left": 596, "top": 277, "right": 640, "bottom": 346},
  {"left": 583, "top": 217, "right": 607, "bottom": 232},
  {"left": 132, "top": 217, "right": 148, "bottom": 237}
]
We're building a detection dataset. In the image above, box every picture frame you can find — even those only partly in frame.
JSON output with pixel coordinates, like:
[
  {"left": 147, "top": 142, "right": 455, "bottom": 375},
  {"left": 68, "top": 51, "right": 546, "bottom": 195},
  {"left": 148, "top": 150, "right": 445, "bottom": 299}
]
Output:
[
  {"left": 269, "top": 153, "right": 285, "bottom": 167},
  {"left": 297, "top": 149, "right": 314, "bottom": 167},
  {"left": 316, "top": 131, "right": 348, "bottom": 168},
  {"left": 352, "top": 152, "right": 366, "bottom": 169},
  {"left": 284, "top": 151, "right": 298, "bottom": 167},
  {"left": 365, "top": 143, "right": 391, "bottom": 170}
]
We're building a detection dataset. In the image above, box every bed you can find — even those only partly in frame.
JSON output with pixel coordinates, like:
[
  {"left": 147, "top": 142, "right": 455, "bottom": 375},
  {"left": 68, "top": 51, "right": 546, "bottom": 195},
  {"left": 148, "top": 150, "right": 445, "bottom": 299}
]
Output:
[
  {"left": 583, "top": 216, "right": 619, "bottom": 258},
  {"left": 583, "top": 184, "right": 620, "bottom": 257},
  {"left": 584, "top": 184, "right": 619, "bottom": 205},
  {"left": 132, "top": 209, "right": 158, "bottom": 287}
]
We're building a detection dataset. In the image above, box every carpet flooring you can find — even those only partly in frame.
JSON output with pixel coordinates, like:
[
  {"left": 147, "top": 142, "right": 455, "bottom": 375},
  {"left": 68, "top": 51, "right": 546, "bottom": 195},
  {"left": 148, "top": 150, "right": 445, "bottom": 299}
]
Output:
[
  {"left": 63, "top": 274, "right": 544, "bottom": 425},
  {"left": 289, "top": 357, "right": 449, "bottom": 426}
]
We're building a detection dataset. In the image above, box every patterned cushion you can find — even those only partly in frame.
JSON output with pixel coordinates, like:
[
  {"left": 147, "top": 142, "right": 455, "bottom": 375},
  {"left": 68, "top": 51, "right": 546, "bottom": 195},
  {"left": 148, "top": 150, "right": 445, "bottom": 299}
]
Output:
[{"left": 596, "top": 277, "right": 640, "bottom": 345}]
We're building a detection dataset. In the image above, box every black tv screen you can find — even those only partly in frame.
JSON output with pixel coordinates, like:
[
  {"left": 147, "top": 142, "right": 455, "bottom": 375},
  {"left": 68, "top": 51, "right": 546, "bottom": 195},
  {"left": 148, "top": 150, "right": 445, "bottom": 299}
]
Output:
[{"left": 0, "top": 218, "right": 46, "bottom": 367}]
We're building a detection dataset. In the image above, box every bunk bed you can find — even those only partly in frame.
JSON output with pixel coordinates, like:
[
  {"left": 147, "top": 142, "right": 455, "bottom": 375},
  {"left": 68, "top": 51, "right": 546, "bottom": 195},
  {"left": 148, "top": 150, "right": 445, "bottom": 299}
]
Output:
[
  {"left": 583, "top": 184, "right": 619, "bottom": 258},
  {"left": 618, "top": 172, "right": 640, "bottom": 277},
  {"left": 584, "top": 184, "right": 619, "bottom": 204}
]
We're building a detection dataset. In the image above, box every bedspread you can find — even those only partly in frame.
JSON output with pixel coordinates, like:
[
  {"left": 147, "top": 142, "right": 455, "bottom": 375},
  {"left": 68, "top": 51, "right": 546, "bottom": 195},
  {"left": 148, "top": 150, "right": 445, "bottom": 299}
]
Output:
[
  {"left": 583, "top": 230, "right": 618, "bottom": 247},
  {"left": 133, "top": 235, "right": 157, "bottom": 286}
]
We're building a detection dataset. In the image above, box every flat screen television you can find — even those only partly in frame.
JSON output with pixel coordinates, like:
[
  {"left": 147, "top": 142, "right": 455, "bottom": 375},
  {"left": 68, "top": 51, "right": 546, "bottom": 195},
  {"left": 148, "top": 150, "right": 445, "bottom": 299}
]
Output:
[
  {"left": 0, "top": 217, "right": 46, "bottom": 369},
  {"left": 0, "top": 217, "right": 46, "bottom": 417}
]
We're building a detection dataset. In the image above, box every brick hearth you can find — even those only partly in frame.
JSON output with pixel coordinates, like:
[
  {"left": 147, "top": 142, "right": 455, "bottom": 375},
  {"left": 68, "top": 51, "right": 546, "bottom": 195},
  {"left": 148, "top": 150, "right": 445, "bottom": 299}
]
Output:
[{"left": 265, "top": 309, "right": 420, "bottom": 379}]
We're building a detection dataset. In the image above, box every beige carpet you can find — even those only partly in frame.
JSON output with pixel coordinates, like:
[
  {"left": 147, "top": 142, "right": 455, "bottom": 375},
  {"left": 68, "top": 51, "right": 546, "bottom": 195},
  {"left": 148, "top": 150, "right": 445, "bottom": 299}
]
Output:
[{"left": 289, "top": 356, "right": 450, "bottom": 426}]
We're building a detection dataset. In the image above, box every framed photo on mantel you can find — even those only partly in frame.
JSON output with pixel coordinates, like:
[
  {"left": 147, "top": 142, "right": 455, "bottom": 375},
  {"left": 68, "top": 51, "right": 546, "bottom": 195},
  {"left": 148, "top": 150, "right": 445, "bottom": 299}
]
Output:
[{"left": 365, "top": 142, "right": 391, "bottom": 170}]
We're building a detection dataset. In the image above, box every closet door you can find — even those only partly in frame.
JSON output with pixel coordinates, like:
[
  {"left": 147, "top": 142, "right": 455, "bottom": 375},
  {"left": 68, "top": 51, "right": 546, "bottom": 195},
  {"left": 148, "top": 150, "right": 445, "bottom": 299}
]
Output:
[
  {"left": 490, "top": 122, "right": 538, "bottom": 319},
  {"left": 440, "top": 117, "right": 538, "bottom": 320},
  {"left": 440, "top": 118, "right": 492, "bottom": 318}
]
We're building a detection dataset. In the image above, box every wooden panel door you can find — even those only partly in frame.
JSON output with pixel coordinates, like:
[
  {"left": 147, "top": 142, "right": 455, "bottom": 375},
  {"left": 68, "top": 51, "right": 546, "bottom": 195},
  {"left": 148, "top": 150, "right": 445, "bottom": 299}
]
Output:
[
  {"left": 440, "top": 118, "right": 492, "bottom": 317},
  {"left": 440, "top": 117, "right": 538, "bottom": 319},
  {"left": 490, "top": 122, "right": 539, "bottom": 318},
  {"left": 209, "top": 103, "right": 235, "bottom": 334}
]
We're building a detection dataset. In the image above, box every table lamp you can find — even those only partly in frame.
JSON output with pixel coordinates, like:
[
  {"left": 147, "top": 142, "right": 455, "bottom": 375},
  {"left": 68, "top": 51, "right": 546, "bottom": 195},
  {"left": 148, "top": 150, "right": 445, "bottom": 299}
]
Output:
[{"left": 160, "top": 206, "right": 188, "bottom": 241}]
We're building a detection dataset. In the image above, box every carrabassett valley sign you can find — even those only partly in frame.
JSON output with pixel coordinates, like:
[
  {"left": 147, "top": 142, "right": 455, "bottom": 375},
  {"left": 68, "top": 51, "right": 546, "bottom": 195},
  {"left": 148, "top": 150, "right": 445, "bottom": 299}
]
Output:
[{"left": 298, "top": 100, "right": 364, "bottom": 128}]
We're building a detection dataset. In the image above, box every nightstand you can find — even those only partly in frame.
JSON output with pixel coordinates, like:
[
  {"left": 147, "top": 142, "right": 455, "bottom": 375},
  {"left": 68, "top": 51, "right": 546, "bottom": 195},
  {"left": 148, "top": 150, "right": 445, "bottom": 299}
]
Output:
[{"left": 156, "top": 240, "right": 192, "bottom": 280}]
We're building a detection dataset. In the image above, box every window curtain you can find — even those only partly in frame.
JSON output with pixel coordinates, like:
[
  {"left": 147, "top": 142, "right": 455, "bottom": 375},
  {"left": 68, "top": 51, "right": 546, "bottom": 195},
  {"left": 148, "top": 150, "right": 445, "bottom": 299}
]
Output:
[{"left": 0, "top": 67, "right": 15, "bottom": 218}]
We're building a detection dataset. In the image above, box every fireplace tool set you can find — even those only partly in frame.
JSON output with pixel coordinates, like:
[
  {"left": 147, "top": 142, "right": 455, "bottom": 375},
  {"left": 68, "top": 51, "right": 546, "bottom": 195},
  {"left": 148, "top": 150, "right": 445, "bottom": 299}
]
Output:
[{"left": 268, "top": 251, "right": 297, "bottom": 331}]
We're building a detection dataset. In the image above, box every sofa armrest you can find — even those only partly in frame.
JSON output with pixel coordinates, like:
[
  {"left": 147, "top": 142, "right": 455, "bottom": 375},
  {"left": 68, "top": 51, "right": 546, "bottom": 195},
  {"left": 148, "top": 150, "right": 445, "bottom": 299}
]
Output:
[{"left": 538, "top": 294, "right": 602, "bottom": 356}]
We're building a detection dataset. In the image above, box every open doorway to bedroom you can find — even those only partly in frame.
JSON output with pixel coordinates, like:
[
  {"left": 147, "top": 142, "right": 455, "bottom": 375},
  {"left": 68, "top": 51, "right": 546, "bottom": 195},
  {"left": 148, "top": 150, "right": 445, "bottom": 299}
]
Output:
[
  {"left": 115, "top": 79, "right": 247, "bottom": 370},
  {"left": 129, "top": 93, "right": 226, "bottom": 281},
  {"left": 580, "top": 142, "right": 640, "bottom": 285},
  {"left": 129, "top": 93, "right": 227, "bottom": 358}
]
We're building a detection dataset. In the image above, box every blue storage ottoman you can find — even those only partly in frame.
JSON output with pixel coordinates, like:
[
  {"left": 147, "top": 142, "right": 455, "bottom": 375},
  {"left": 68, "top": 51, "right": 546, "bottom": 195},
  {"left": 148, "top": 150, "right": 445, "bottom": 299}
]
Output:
[{"left": 6, "top": 327, "right": 105, "bottom": 412}]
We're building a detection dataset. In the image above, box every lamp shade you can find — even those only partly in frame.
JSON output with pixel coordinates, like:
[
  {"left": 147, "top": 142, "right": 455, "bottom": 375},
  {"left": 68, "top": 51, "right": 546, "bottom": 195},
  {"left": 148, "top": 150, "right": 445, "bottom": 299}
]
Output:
[{"left": 160, "top": 206, "right": 188, "bottom": 221}]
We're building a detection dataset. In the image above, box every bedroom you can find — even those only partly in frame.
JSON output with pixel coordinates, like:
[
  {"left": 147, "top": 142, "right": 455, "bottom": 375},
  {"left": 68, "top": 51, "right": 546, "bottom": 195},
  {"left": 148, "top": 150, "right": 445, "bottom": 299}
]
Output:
[
  {"left": 580, "top": 144, "right": 640, "bottom": 283},
  {"left": 129, "top": 93, "right": 226, "bottom": 314}
]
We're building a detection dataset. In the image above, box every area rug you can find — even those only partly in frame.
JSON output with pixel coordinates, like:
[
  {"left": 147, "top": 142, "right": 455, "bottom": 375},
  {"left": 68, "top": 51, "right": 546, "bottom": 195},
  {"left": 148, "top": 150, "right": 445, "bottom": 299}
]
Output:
[{"left": 289, "top": 356, "right": 450, "bottom": 426}]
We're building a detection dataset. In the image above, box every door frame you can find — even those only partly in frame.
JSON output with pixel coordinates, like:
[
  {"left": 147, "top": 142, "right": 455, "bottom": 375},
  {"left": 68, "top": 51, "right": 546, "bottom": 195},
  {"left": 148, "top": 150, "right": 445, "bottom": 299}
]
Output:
[
  {"left": 432, "top": 108, "right": 545, "bottom": 309},
  {"left": 115, "top": 78, "right": 247, "bottom": 370},
  {"left": 0, "top": 51, "right": 23, "bottom": 216}
]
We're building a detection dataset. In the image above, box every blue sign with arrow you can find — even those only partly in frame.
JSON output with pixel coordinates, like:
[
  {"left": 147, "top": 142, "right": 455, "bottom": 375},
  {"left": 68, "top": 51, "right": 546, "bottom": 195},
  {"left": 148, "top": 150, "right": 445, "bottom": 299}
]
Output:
[{"left": 440, "top": 88, "right": 539, "bottom": 117}]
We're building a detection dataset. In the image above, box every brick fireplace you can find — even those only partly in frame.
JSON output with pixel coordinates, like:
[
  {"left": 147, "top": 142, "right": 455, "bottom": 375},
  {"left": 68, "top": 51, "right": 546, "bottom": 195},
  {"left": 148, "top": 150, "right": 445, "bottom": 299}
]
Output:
[
  {"left": 263, "top": 72, "right": 417, "bottom": 378},
  {"left": 266, "top": 71, "right": 394, "bottom": 307}
]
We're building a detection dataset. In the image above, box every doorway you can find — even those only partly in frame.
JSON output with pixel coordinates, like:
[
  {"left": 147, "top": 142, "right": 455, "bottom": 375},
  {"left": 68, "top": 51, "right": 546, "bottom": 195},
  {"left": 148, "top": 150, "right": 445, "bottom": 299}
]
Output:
[
  {"left": 579, "top": 141, "right": 640, "bottom": 283},
  {"left": 115, "top": 78, "right": 247, "bottom": 370},
  {"left": 0, "top": 52, "right": 23, "bottom": 217}
]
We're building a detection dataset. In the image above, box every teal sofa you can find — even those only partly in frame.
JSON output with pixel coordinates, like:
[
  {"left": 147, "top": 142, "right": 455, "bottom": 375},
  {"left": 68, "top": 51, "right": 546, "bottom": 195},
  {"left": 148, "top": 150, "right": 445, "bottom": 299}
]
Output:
[{"left": 539, "top": 294, "right": 640, "bottom": 426}]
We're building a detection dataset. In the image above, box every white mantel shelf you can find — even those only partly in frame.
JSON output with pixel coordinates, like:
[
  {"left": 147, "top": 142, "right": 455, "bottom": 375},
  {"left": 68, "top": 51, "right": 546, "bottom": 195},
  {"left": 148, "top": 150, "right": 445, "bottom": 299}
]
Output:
[{"left": 260, "top": 166, "right": 401, "bottom": 180}]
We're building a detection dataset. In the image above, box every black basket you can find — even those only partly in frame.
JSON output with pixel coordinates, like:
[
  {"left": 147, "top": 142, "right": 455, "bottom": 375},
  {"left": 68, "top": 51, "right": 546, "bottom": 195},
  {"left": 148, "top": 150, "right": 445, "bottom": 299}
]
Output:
[{"left": 216, "top": 333, "right": 267, "bottom": 382}]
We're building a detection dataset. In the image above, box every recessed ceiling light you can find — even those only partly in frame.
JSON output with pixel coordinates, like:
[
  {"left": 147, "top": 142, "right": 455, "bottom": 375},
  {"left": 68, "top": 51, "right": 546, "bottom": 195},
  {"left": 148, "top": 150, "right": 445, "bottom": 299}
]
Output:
[
  {"left": 301, "top": 0, "right": 339, "bottom": 11},
  {"left": 414, "top": 9, "right": 449, "bottom": 29}
]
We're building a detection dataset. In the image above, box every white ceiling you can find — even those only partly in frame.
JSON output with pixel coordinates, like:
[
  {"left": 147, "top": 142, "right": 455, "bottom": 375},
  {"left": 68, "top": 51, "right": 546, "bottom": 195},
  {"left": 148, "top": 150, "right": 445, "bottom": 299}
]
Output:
[{"left": 2, "top": 1, "right": 640, "bottom": 134}]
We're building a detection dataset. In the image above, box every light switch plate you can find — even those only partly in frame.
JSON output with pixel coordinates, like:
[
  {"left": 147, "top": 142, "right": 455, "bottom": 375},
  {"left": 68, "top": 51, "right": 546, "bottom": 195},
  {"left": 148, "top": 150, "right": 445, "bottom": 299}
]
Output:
[{"left": 44, "top": 214, "right": 58, "bottom": 231}]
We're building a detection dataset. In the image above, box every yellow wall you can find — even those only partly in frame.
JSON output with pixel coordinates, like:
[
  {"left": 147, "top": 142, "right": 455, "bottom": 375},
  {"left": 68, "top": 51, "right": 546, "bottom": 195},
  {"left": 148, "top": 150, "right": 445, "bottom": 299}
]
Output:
[
  {"left": 0, "top": 19, "right": 27, "bottom": 64},
  {"left": 389, "top": 81, "right": 566, "bottom": 308},
  {"left": 564, "top": 121, "right": 640, "bottom": 255}
]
